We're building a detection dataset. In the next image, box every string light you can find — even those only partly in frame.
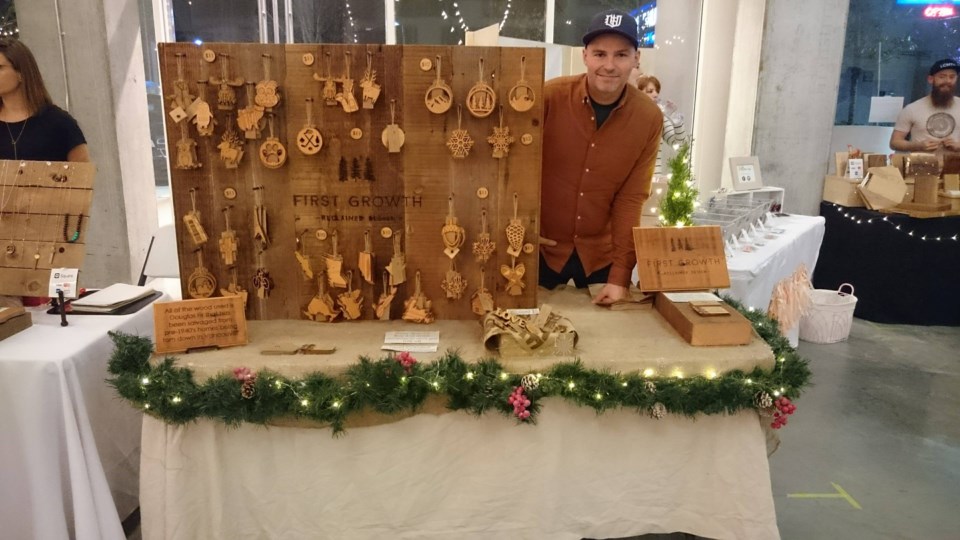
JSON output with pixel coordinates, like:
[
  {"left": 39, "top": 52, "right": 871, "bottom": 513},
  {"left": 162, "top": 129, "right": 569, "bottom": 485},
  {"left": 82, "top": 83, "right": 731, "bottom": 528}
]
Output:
[
  {"left": 594, "top": 392, "right": 603, "bottom": 401},
  {"left": 567, "top": 381, "right": 576, "bottom": 390},
  {"left": 831, "top": 203, "right": 958, "bottom": 243},
  {"left": 141, "top": 377, "right": 150, "bottom": 385},
  {"left": 499, "top": 372, "right": 509, "bottom": 380},
  {"left": 171, "top": 396, "right": 182, "bottom": 404},
  {"left": 643, "top": 368, "right": 655, "bottom": 377},
  {"left": 705, "top": 369, "right": 718, "bottom": 379},
  {"left": 465, "top": 371, "right": 475, "bottom": 380}
]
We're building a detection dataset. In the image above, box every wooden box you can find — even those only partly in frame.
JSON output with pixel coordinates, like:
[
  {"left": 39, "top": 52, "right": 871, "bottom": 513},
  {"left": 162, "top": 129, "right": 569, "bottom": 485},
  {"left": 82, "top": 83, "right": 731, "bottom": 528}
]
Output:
[
  {"left": 822, "top": 175, "right": 865, "bottom": 207},
  {"left": 654, "top": 294, "right": 752, "bottom": 346}
]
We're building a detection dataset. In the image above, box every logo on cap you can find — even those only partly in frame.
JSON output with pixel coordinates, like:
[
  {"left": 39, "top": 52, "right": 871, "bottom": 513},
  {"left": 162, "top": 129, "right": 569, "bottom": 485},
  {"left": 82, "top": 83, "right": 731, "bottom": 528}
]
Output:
[{"left": 604, "top": 14, "right": 623, "bottom": 28}]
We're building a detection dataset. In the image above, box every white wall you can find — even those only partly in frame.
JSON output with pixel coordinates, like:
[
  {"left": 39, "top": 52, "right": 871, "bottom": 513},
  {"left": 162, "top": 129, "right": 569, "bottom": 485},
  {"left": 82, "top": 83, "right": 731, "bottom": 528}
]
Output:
[{"left": 753, "top": 0, "right": 851, "bottom": 215}]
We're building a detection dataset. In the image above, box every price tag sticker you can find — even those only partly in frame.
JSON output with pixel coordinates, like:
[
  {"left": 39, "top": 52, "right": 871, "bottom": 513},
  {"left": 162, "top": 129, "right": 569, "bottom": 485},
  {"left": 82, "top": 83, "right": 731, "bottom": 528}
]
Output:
[{"left": 48, "top": 268, "right": 80, "bottom": 298}]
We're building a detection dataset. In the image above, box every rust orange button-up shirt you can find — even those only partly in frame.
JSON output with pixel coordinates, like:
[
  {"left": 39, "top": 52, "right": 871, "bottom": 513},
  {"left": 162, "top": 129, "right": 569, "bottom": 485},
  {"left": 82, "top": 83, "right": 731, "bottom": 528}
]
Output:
[{"left": 540, "top": 74, "right": 662, "bottom": 287}]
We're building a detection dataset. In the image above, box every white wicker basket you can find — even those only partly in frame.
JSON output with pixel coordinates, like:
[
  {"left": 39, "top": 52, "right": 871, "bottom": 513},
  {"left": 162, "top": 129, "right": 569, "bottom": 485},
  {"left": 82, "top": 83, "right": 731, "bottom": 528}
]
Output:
[{"left": 799, "top": 283, "right": 857, "bottom": 344}]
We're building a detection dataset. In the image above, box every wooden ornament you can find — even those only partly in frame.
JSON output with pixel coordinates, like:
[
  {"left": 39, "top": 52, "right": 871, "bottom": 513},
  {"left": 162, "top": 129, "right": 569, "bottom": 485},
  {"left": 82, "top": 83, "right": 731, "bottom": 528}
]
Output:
[
  {"left": 425, "top": 55, "right": 453, "bottom": 114},
  {"left": 313, "top": 52, "right": 339, "bottom": 107},
  {"left": 295, "top": 231, "right": 314, "bottom": 280},
  {"left": 168, "top": 54, "right": 196, "bottom": 119},
  {"left": 258, "top": 115, "right": 287, "bottom": 169},
  {"left": 466, "top": 58, "right": 496, "bottom": 118},
  {"left": 520, "top": 133, "right": 533, "bottom": 145},
  {"left": 209, "top": 53, "right": 244, "bottom": 111},
  {"left": 441, "top": 195, "right": 465, "bottom": 259},
  {"left": 335, "top": 51, "right": 360, "bottom": 113},
  {"left": 296, "top": 98, "right": 323, "bottom": 155},
  {"left": 324, "top": 230, "right": 348, "bottom": 288},
  {"left": 441, "top": 259, "right": 467, "bottom": 300},
  {"left": 219, "top": 206, "right": 238, "bottom": 266},
  {"left": 477, "top": 187, "right": 489, "bottom": 199},
  {"left": 183, "top": 188, "right": 208, "bottom": 246},
  {"left": 522, "top": 242, "right": 535, "bottom": 254},
  {"left": 350, "top": 128, "right": 363, "bottom": 140},
  {"left": 472, "top": 208, "right": 495, "bottom": 263},
  {"left": 380, "top": 227, "right": 393, "bottom": 239},
  {"left": 360, "top": 51, "right": 382, "bottom": 110},
  {"left": 487, "top": 106, "right": 516, "bottom": 159},
  {"left": 315, "top": 229, "right": 328, "bottom": 241},
  {"left": 238, "top": 83, "right": 265, "bottom": 139},
  {"left": 358, "top": 229, "right": 375, "bottom": 284},
  {"left": 470, "top": 268, "right": 495, "bottom": 316},
  {"left": 305, "top": 273, "right": 339, "bottom": 322},
  {"left": 337, "top": 271, "right": 364, "bottom": 320},
  {"left": 255, "top": 54, "right": 281, "bottom": 109},
  {"left": 382, "top": 99, "right": 405, "bottom": 153},
  {"left": 217, "top": 116, "right": 245, "bottom": 169},
  {"left": 302, "top": 52, "right": 315, "bottom": 66},
  {"left": 175, "top": 122, "right": 201, "bottom": 170},
  {"left": 446, "top": 105, "right": 474, "bottom": 159},
  {"left": 500, "top": 261, "right": 526, "bottom": 296},
  {"left": 402, "top": 271, "right": 435, "bottom": 324},
  {"left": 419, "top": 58, "right": 433, "bottom": 71},
  {"left": 374, "top": 270, "right": 397, "bottom": 321},
  {"left": 508, "top": 55, "right": 536, "bottom": 112},
  {"left": 202, "top": 49, "right": 216, "bottom": 63},
  {"left": 253, "top": 267, "right": 273, "bottom": 299},
  {"left": 505, "top": 192, "right": 525, "bottom": 257},
  {"left": 252, "top": 186, "right": 270, "bottom": 250},
  {"left": 219, "top": 268, "right": 249, "bottom": 310},
  {"left": 386, "top": 231, "right": 407, "bottom": 286},
  {"left": 192, "top": 82, "right": 217, "bottom": 137},
  {"left": 223, "top": 187, "right": 237, "bottom": 200},
  {"left": 187, "top": 251, "right": 217, "bottom": 299}
]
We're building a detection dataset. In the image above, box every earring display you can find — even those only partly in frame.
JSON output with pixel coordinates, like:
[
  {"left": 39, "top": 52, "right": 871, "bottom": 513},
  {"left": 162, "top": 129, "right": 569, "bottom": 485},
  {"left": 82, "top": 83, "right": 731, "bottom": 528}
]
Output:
[{"left": 159, "top": 43, "right": 544, "bottom": 321}]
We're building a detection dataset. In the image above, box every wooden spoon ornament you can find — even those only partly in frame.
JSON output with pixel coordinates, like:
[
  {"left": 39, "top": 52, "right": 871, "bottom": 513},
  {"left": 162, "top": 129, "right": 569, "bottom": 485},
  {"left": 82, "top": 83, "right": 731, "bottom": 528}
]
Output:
[
  {"left": 218, "top": 206, "right": 238, "bottom": 266},
  {"left": 466, "top": 58, "right": 496, "bottom": 119},
  {"left": 470, "top": 267, "right": 495, "bottom": 316},
  {"left": 374, "top": 270, "right": 397, "bottom": 320},
  {"left": 441, "top": 195, "right": 465, "bottom": 259},
  {"left": 402, "top": 271, "right": 435, "bottom": 324},
  {"left": 472, "top": 208, "right": 495, "bottom": 263},
  {"left": 305, "top": 271, "right": 339, "bottom": 322},
  {"left": 238, "top": 83, "right": 265, "bottom": 139},
  {"left": 441, "top": 259, "right": 467, "bottom": 300},
  {"left": 182, "top": 188, "right": 208, "bottom": 246},
  {"left": 254, "top": 53, "right": 281, "bottom": 110},
  {"left": 425, "top": 55, "right": 453, "bottom": 114},
  {"left": 487, "top": 106, "right": 516, "bottom": 159},
  {"left": 508, "top": 55, "right": 535, "bottom": 112},
  {"left": 258, "top": 114, "right": 287, "bottom": 169},
  {"left": 218, "top": 114, "right": 245, "bottom": 169},
  {"left": 313, "top": 51, "right": 339, "bottom": 107},
  {"left": 324, "top": 230, "right": 348, "bottom": 288},
  {"left": 382, "top": 99, "right": 405, "bottom": 153},
  {"left": 210, "top": 53, "right": 244, "bottom": 111},
  {"left": 446, "top": 105, "right": 474, "bottom": 159},
  {"left": 175, "top": 121, "right": 201, "bottom": 170},
  {"left": 505, "top": 192, "right": 525, "bottom": 257},
  {"left": 360, "top": 50, "right": 381, "bottom": 110},
  {"left": 386, "top": 231, "right": 407, "bottom": 286},
  {"left": 335, "top": 51, "right": 360, "bottom": 113},
  {"left": 358, "top": 229, "right": 375, "bottom": 284},
  {"left": 296, "top": 97, "right": 323, "bottom": 155},
  {"left": 187, "top": 250, "right": 217, "bottom": 299}
]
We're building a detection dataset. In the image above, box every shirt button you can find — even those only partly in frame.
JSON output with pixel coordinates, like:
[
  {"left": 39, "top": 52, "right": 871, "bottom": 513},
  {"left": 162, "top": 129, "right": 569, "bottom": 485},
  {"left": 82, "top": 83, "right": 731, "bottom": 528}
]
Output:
[
  {"left": 590, "top": 116, "right": 596, "bottom": 121},
  {"left": 590, "top": 143, "right": 596, "bottom": 148},
  {"left": 579, "top": 192, "right": 584, "bottom": 196},
  {"left": 577, "top": 215, "right": 582, "bottom": 220},
  {"left": 585, "top": 168, "right": 590, "bottom": 172}
]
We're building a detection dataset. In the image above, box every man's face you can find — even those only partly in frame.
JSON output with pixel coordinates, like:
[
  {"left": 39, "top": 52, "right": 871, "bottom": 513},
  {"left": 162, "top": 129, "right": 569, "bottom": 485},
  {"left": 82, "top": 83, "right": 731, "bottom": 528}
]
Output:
[
  {"left": 582, "top": 34, "right": 639, "bottom": 104},
  {"left": 928, "top": 69, "right": 958, "bottom": 100}
]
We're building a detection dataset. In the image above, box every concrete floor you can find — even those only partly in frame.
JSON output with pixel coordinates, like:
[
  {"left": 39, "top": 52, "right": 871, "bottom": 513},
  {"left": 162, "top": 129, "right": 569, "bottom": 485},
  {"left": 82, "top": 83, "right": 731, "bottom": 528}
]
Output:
[{"left": 126, "top": 317, "right": 959, "bottom": 540}]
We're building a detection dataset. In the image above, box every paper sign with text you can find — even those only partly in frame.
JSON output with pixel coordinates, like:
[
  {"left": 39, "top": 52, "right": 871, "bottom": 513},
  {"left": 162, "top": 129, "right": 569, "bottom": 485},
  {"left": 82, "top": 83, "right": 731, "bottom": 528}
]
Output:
[
  {"left": 48, "top": 268, "right": 80, "bottom": 298},
  {"left": 153, "top": 296, "right": 247, "bottom": 354}
]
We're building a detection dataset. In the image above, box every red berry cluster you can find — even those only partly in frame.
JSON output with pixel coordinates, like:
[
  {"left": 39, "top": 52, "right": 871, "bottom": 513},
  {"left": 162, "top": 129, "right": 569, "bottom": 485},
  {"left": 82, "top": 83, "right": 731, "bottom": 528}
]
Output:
[
  {"left": 396, "top": 351, "right": 417, "bottom": 374},
  {"left": 508, "top": 386, "right": 531, "bottom": 420},
  {"left": 770, "top": 396, "right": 796, "bottom": 429},
  {"left": 233, "top": 367, "right": 257, "bottom": 399}
]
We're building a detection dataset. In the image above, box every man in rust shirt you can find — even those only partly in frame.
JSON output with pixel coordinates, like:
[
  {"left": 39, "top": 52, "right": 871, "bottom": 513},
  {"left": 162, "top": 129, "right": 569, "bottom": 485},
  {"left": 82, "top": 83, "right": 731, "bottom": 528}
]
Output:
[{"left": 539, "top": 9, "right": 662, "bottom": 304}]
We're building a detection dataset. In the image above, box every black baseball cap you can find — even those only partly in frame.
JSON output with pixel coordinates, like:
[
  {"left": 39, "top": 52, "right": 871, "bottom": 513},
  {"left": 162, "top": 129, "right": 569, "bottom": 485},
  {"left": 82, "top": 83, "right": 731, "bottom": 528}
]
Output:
[
  {"left": 929, "top": 58, "right": 959, "bottom": 76},
  {"left": 582, "top": 9, "right": 639, "bottom": 49}
]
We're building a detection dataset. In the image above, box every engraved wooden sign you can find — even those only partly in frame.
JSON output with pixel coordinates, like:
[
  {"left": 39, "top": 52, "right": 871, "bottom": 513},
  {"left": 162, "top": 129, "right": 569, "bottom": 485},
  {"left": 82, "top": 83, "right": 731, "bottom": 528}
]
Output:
[
  {"left": 632, "top": 226, "right": 731, "bottom": 292},
  {"left": 159, "top": 43, "right": 544, "bottom": 320},
  {"left": 153, "top": 296, "right": 248, "bottom": 354}
]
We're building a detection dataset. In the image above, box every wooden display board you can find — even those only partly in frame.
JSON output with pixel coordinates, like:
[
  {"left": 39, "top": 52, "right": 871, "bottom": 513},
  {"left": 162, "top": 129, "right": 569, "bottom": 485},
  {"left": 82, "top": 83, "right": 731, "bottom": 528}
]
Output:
[
  {"left": 632, "top": 226, "right": 731, "bottom": 292},
  {"left": 159, "top": 43, "right": 544, "bottom": 320},
  {"left": 0, "top": 160, "right": 95, "bottom": 296}
]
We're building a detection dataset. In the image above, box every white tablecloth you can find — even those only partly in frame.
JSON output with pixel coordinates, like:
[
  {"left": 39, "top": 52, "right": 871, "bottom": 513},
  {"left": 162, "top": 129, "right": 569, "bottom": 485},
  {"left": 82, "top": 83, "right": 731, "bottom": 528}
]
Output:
[
  {"left": 0, "top": 302, "right": 159, "bottom": 540},
  {"left": 141, "top": 404, "right": 780, "bottom": 539},
  {"left": 722, "top": 214, "right": 825, "bottom": 310}
]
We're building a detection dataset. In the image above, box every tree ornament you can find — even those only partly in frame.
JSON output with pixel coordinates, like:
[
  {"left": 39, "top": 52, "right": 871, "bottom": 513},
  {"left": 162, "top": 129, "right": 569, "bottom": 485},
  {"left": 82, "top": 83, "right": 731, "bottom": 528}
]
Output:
[
  {"left": 521, "top": 373, "right": 540, "bottom": 391},
  {"left": 360, "top": 50, "right": 382, "bottom": 109},
  {"left": 644, "top": 380, "right": 657, "bottom": 394},
  {"left": 486, "top": 106, "right": 515, "bottom": 159},
  {"left": 466, "top": 58, "right": 495, "bottom": 118},
  {"left": 446, "top": 105, "right": 474, "bottom": 159},
  {"left": 508, "top": 55, "right": 535, "bottom": 112},
  {"left": 425, "top": 55, "right": 453, "bottom": 114},
  {"left": 650, "top": 402, "right": 667, "bottom": 420},
  {"left": 755, "top": 391, "right": 773, "bottom": 409}
]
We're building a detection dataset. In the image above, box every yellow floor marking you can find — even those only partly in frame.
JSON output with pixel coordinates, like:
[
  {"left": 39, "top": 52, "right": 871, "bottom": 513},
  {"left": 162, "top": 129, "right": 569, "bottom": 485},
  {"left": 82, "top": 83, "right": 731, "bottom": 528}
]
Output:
[{"left": 787, "top": 482, "right": 862, "bottom": 510}]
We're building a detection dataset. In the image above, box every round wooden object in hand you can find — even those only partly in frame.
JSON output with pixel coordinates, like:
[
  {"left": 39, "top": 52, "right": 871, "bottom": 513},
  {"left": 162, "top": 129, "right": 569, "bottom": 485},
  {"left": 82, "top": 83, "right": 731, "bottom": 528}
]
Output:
[
  {"left": 350, "top": 128, "right": 363, "bottom": 140},
  {"left": 259, "top": 138, "right": 288, "bottom": 169},
  {"left": 467, "top": 84, "right": 496, "bottom": 118},
  {"left": 508, "top": 83, "right": 535, "bottom": 112},
  {"left": 296, "top": 127, "right": 323, "bottom": 155},
  {"left": 425, "top": 83, "right": 453, "bottom": 114}
]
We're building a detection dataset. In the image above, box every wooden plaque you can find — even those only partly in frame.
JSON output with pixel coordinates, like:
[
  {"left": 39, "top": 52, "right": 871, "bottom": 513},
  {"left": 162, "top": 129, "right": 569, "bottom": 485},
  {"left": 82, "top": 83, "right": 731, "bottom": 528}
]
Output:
[
  {"left": 632, "top": 226, "right": 731, "bottom": 292},
  {"left": 154, "top": 296, "right": 248, "bottom": 354}
]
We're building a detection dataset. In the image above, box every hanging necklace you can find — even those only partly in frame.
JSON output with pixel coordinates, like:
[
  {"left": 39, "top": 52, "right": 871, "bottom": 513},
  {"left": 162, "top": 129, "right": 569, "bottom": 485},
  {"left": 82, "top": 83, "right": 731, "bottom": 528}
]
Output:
[{"left": 5, "top": 117, "right": 29, "bottom": 161}]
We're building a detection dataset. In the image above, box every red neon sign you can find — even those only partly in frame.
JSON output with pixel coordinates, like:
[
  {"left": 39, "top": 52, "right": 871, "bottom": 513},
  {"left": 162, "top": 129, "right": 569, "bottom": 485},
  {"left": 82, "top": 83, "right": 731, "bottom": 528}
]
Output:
[{"left": 924, "top": 5, "right": 956, "bottom": 18}]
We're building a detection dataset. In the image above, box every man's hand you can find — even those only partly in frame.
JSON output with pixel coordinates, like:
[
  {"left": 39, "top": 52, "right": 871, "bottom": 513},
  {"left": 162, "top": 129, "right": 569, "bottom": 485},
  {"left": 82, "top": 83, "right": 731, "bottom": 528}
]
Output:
[
  {"left": 917, "top": 139, "right": 941, "bottom": 152},
  {"left": 538, "top": 236, "right": 558, "bottom": 247},
  {"left": 943, "top": 139, "right": 960, "bottom": 151},
  {"left": 592, "top": 283, "right": 628, "bottom": 305}
]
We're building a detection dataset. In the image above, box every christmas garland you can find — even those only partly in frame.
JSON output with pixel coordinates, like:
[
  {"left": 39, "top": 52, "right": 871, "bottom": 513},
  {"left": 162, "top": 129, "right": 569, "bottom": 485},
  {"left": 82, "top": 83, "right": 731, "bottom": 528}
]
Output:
[{"left": 107, "top": 298, "right": 810, "bottom": 435}]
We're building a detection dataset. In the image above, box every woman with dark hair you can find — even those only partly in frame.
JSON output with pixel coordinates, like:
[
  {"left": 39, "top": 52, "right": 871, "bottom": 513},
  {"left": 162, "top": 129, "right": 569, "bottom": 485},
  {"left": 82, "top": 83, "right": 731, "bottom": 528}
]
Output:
[{"left": 0, "top": 38, "right": 89, "bottom": 162}]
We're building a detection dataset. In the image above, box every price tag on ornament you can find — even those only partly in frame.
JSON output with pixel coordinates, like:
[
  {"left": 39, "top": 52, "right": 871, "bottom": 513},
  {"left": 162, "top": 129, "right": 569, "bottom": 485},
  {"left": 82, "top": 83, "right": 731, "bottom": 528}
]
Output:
[{"left": 48, "top": 268, "right": 80, "bottom": 298}]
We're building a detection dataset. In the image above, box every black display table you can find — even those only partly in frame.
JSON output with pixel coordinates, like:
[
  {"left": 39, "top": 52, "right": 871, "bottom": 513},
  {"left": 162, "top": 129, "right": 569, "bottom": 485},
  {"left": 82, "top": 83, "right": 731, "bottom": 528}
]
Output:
[{"left": 814, "top": 202, "right": 960, "bottom": 326}]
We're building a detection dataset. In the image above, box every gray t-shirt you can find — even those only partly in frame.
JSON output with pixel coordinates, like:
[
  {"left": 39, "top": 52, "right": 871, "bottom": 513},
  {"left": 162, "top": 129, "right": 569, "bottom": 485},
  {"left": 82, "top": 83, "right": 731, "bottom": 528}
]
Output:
[{"left": 893, "top": 96, "right": 960, "bottom": 144}]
